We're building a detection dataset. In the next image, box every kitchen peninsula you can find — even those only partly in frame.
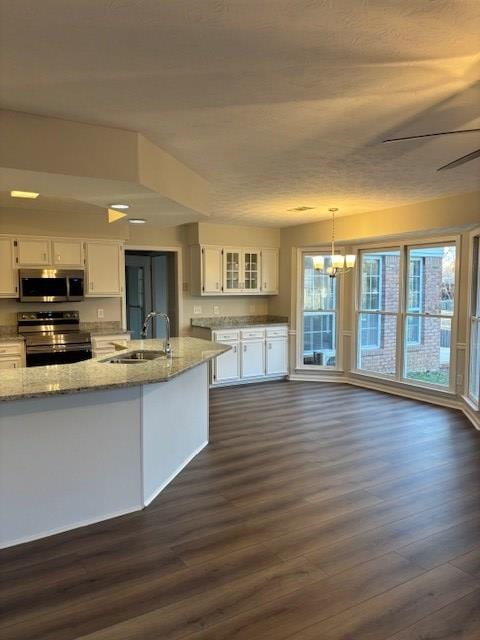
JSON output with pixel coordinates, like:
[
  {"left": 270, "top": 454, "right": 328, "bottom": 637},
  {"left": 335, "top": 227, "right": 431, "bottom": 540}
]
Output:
[{"left": 0, "top": 337, "right": 229, "bottom": 548}]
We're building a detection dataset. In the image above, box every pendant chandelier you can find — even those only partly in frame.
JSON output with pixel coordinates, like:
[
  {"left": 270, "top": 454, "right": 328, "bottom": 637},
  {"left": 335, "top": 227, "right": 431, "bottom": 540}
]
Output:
[{"left": 312, "top": 208, "right": 356, "bottom": 278}]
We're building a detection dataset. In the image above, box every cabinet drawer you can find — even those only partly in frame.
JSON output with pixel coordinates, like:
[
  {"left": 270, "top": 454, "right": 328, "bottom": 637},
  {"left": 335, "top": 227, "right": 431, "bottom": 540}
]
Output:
[
  {"left": 266, "top": 326, "right": 288, "bottom": 338},
  {"left": 240, "top": 328, "right": 265, "bottom": 340},
  {"left": 213, "top": 330, "right": 240, "bottom": 342},
  {"left": 0, "top": 342, "right": 23, "bottom": 356}
]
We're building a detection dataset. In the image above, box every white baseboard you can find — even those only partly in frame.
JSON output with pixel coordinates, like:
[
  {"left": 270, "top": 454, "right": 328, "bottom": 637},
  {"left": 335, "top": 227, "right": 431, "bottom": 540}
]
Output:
[
  {"left": 210, "top": 374, "right": 287, "bottom": 388},
  {"left": 289, "top": 373, "right": 349, "bottom": 384},
  {"left": 0, "top": 504, "right": 141, "bottom": 550},
  {"left": 143, "top": 440, "right": 208, "bottom": 507}
]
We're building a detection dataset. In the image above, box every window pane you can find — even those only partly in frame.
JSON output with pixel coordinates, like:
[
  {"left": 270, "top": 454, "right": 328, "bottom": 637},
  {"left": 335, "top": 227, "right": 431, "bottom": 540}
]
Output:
[
  {"left": 303, "top": 255, "right": 336, "bottom": 311},
  {"left": 303, "top": 311, "right": 336, "bottom": 366},
  {"left": 405, "top": 316, "right": 451, "bottom": 386},
  {"left": 469, "top": 319, "right": 479, "bottom": 402},
  {"left": 358, "top": 313, "right": 396, "bottom": 375},
  {"left": 408, "top": 245, "right": 455, "bottom": 315},
  {"left": 359, "top": 250, "right": 400, "bottom": 312}
]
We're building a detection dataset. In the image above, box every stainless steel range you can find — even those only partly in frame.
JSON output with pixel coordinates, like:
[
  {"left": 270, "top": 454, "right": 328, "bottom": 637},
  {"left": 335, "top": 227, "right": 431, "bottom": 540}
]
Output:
[{"left": 17, "top": 311, "right": 92, "bottom": 367}]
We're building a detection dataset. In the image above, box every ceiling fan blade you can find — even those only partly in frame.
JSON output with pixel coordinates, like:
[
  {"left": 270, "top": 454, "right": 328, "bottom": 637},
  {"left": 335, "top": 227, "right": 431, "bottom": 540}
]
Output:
[
  {"left": 437, "top": 148, "right": 480, "bottom": 171},
  {"left": 383, "top": 128, "right": 480, "bottom": 143}
]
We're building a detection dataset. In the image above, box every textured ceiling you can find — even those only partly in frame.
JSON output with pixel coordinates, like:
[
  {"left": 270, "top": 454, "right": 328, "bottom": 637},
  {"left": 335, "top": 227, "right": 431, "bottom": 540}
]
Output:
[{"left": 0, "top": 0, "right": 479, "bottom": 227}]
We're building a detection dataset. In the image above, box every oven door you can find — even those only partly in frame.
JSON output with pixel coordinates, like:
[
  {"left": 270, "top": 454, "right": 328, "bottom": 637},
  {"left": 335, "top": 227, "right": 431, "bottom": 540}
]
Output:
[
  {"left": 19, "top": 271, "right": 68, "bottom": 302},
  {"left": 26, "top": 345, "right": 92, "bottom": 367}
]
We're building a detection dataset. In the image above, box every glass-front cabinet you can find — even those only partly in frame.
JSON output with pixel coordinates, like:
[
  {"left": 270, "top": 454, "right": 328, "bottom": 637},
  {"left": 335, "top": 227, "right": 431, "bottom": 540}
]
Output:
[{"left": 223, "top": 248, "right": 261, "bottom": 293}]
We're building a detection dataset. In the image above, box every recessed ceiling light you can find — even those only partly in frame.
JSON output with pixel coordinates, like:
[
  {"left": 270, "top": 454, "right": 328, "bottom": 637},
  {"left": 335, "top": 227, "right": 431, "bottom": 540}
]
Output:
[
  {"left": 128, "top": 218, "right": 146, "bottom": 224},
  {"left": 288, "top": 206, "right": 315, "bottom": 212},
  {"left": 110, "top": 203, "right": 129, "bottom": 210},
  {"left": 11, "top": 190, "right": 40, "bottom": 199}
]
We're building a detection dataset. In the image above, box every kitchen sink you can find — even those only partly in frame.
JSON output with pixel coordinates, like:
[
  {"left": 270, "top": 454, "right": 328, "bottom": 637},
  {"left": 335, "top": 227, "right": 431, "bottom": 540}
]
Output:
[{"left": 101, "top": 350, "right": 166, "bottom": 364}]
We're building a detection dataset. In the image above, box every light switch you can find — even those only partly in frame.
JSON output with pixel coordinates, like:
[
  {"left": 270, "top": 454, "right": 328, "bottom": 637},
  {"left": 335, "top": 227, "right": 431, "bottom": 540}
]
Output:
[
  {"left": 213, "top": 305, "right": 220, "bottom": 315},
  {"left": 193, "top": 305, "right": 202, "bottom": 315},
  {"left": 97, "top": 308, "right": 104, "bottom": 319}
]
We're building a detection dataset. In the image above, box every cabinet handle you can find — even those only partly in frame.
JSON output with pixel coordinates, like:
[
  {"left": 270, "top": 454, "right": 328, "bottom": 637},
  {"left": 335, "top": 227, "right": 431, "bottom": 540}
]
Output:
[
  {"left": 233, "top": 346, "right": 237, "bottom": 353},
  {"left": 243, "top": 344, "right": 247, "bottom": 352},
  {"left": 57, "top": 255, "right": 61, "bottom": 262},
  {"left": 90, "top": 282, "right": 94, "bottom": 291},
  {"left": 264, "top": 282, "right": 267, "bottom": 289},
  {"left": 216, "top": 282, "right": 219, "bottom": 290},
  {"left": 268, "top": 343, "right": 272, "bottom": 350},
  {"left": 43, "top": 253, "right": 47, "bottom": 261}
]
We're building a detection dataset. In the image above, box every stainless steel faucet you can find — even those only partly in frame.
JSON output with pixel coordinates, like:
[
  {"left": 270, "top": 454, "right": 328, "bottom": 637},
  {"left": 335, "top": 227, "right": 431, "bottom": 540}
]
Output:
[{"left": 141, "top": 312, "right": 172, "bottom": 357}]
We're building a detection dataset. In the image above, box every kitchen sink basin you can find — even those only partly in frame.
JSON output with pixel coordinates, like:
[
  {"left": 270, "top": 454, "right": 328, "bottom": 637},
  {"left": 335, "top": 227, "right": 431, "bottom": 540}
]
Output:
[{"left": 102, "top": 350, "right": 166, "bottom": 364}]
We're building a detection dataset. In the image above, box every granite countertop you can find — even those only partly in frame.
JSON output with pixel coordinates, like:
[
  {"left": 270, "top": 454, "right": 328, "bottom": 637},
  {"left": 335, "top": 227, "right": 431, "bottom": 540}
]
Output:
[
  {"left": 0, "top": 338, "right": 229, "bottom": 402},
  {"left": 191, "top": 315, "right": 289, "bottom": 330}
]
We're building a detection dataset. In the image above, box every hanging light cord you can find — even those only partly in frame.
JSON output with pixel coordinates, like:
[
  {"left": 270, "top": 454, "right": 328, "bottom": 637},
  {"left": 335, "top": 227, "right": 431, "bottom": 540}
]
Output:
[{"left": 331, "top": 208, "right": 336, "bottom": 257}]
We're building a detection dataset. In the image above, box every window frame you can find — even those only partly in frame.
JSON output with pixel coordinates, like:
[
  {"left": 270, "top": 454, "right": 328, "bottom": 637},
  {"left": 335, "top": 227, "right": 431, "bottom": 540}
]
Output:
[
  {"left": 353, "top": 236, "right": 460, "bottom": 394},
  {"left": 466, "top": 231, "right": 480, "bottom": 408},
  {"left": 297, "top": 248, "right": 343, "bottom": 371}
]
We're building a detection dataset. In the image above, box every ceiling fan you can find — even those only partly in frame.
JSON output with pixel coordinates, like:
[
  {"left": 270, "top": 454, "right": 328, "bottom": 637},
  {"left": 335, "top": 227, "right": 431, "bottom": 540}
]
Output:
[{"left": 383, "top": 128, "right": 480, "bottom": 171}]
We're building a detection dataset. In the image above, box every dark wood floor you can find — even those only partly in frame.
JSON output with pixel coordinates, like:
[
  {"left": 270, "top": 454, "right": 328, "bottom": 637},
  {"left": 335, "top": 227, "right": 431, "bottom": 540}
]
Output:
[{"left": 2, "top": 381, "right": 480, "bottom": 640}]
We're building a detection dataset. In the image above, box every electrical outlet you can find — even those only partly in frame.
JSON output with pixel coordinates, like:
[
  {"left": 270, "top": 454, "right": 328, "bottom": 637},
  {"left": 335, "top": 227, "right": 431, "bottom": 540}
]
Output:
[
  {"left": 213, "top": 305, "right": 220, "bottom": 315},
  {"left": 193, "top": 305, "right": 202, "bottom": 315},
  {"left": 97, "top": 308, "right": 104, "bottom": 319}
]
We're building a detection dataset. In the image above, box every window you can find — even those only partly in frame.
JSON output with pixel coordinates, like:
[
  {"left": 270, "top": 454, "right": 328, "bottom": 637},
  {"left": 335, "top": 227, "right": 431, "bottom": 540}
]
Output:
[
  {"left": 357, "top": 249, "right": 400, "bottom": 376},
  {"left": 302, "top": 254, "right": 337, "bottom": 367},
  {"left": 468, "top": 236, "right": 480, "bottom": 406},
  {"left": 356, "top": 243, "right": 457, "bottom": 388},
  {"left": 404, "top": 245, "right": 456, "bottom": 387}
]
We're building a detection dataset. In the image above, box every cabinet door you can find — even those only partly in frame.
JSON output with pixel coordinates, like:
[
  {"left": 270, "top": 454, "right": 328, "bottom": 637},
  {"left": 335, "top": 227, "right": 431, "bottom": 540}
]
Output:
[
  {"left": 0, "top": 358, "right": 21, "bottom": 369},
  {"left": 52, "top": 240, "right": 84, "bottom": 267},
  {"left": 202, "top": 247, "right": 223, "bottom": 294},
  {"left": 214, "top": 342, "right": 240, "bottom": 383},
  {"left": 261, "top": 248, "right": 279, "bottom": 294},
  {"left": 243, "top": 250, "right": 261, "bottom": 293},
  {"left": 241, "top": 340, "right": 265, "bottom": 378},
  {"left": 16, "top": 239, "right": 50, "bottom": 266},
  {"left": 223, "top": 249, "right": 242, "bottom": 293},
  {"left": 85, "top": 242, "right": 123, "bottom": 296},
  {"left": 266, "top": 338, "right": 288, "bottom": 375},
  {"left": 0, "top": 238, "right": 17, "bottom": 297}
]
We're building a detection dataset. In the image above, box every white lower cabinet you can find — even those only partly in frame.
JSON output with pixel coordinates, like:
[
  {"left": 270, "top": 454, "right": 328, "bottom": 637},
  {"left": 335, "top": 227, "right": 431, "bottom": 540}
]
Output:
[
  {"left": 266, "top": 338, "right": 288, "bottom": 375},
  {"left": 91, "top": 334, "right": 130, "bottom": 358},
  {"left": 211, "top": 325, "right": 288, "bottom": 385},
  {"left": 214, "top": 341, "right": 240, "bottom": 383},
  {"left": 0, "top": 341, "right": 24, "bottom": 368},
  {"left": 241, "top": 340, "right": 265, "bottom": 378}
]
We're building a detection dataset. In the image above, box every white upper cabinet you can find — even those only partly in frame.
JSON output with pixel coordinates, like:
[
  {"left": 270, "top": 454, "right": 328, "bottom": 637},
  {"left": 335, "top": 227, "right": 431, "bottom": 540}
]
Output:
[
  {"left": 16, "top": 239, "right": 50, "bottom": 266},
  {"left": 52, "top": 240, "right": 84, "bottom": 267},
  {"left": 222, "top": 247, "right": 263, "bottom": 295},
  {"left": 85, "top": 241, "right": 123, "bottom": 296},
  {"left": 243, "top": 249, "right": 261, "bottom": 293},
  {"left": 193, "top": 245, "right": 278, "bottom": 296},
  {"left": 261, "top": 248, "right": 279, "bottom": 294},
  {"left": 223, "top": 248, "right": 242, "bottom": 293},
  {"left": 0, "top": 238, "right": 17, "bottom": 297},
  {"left": 202, "top": 247, "right": 223, "bottom": 294}
]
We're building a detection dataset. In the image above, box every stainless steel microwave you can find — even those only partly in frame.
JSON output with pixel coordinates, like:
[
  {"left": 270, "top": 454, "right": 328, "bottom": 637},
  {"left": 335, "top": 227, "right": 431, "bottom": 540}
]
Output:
[{"left": 19, "top": 269, "right": 85, "bottom": 302}]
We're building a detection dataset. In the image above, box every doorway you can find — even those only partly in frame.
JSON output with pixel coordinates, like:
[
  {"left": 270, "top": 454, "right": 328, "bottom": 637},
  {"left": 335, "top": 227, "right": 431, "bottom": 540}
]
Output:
[{"left": 125, "top": 251, "right": 178, "bottom": 339}]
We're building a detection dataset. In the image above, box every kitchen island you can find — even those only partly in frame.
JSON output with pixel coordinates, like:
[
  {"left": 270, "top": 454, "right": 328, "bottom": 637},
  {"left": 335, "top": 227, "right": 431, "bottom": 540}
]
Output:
[{"left": 0, "top": 337, "right": 229, "bottom": 548}]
